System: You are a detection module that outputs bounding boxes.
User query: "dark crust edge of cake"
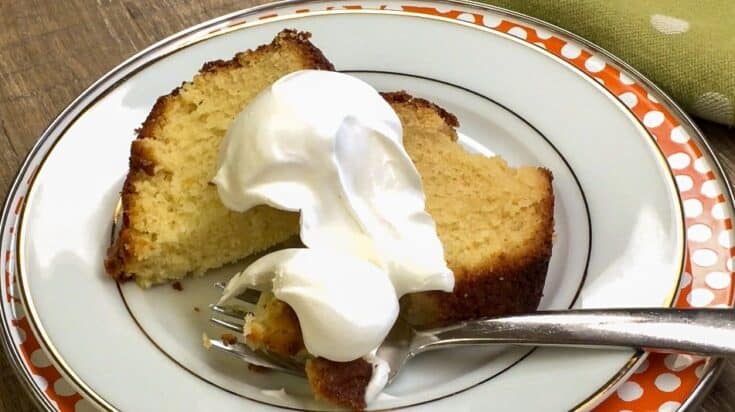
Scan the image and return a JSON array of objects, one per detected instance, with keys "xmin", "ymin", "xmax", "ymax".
[
  {"xmin": 381, "ymin": 91, "xmax": 460, "ymax": 131},
  {"xmin": 103, "ymin": 29, "xmax": 335, "ymax": 281},
  {"xmin": 400, "ymin": 163, "xmax": 554, "ymax": 326},
  {"xmin": 400, "ymin": 190, "xmax": 554, "ymax": 327},
  {"xmin": 305, "ymin": 357, "xmax": 372, "ymax": 411}
]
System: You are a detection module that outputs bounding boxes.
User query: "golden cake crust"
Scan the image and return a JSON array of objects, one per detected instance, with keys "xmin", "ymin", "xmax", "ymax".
[{"xmin": 380, "ymin": 91, "xmax": 459, "ymax": 129}]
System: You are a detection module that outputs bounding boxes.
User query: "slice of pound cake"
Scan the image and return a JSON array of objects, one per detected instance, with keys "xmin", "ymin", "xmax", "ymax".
[
  {"xmin": 105, "ymin": 30, "xmax": 332, "ymax": 287},
  {"xmin": 388, "ymin": 91, "xmax": 554, "ymax": 327},
  {"xmin": 106, "ymin": 30, "xmax": 553, "ymax": 410}
]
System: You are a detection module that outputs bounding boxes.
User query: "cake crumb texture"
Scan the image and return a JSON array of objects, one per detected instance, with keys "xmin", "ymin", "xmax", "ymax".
[
  {"xmin": 104, "ymin": 30, "xmax": 333, "ymax": 287},
  {"xmin": 305, "ymin": 357, "xmax": 372, "ymax": 411},
  {"xmin": 246, "ymin": 292, "xmax": 306, "ymax": 358}
]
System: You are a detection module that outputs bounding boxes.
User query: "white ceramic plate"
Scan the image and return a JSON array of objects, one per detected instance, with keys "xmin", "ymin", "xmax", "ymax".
[{"xmin": 2, "ymin": 1, "xmax": 733, "ymax": 411}]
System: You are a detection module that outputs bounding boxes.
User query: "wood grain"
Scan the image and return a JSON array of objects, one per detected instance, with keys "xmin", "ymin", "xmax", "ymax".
[{"xmin": 0, "ymin": 1, "xmax": 733, "ymax": 411}]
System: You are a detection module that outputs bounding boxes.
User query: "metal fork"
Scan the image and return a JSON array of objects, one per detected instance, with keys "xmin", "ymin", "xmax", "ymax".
[{"xmin": 208, "ymin": 284, "xmax": 735, "ymax": 385}]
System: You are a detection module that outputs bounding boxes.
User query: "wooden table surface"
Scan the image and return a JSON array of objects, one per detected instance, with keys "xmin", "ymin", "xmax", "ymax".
[{"xmin": 1, "ymin": 1, "xmax": 734, "ymax": 411}]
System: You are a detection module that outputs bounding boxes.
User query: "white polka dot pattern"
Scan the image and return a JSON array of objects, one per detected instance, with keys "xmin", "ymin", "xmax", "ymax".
[
  {"xmin": 701, "ymin": 180, "xmax": 721, "ymax": 198},
  {"xmin": 705, "ymin": 271, "xmax": 731, "ymax": 289},
  {"xmin": 584, "ymin": 55, "xmax": 606, "ymax": 73},
  {"xmin": 664, "ymin": 354, "xmax": 694, "ymax": 371},
  {"xmin": 712, "ymin": 202, "xmax": 727, "ymax": 220},
  {"xmin": 650, "ymin": 14, "xmax": 690, "ymax": 35},
  {"xmin": 619, "ymin": 92, "xmax": 638, "ymax": 108},
  {"xmin": 456, "ymin": 12, "xmax": 475, "ymax": 23},
  {"xmin": 658, "ymin": 401, "xmax": 682, "ymax": 412},
  {"xmin": 643, "ymin": 111, "xmax": 665, "ymax": 128},
  {"xmin": 679, "ymin": 271, "xmax": 692, "ymax": 289},
  {"xmin": 507, "ymin": 26, "xmax": 527, "ymax": 39},
  {"xmin": 561, "ymin": 43, "xmax": 581, "ymax": 59},
  {"xmin": 10, "ymin": 298, "xmax": 24, "ymax": 321},
  {"xmin": 694, "ymin": 157, "xmax": 711, "ymax": 173},
  {"xmin": 667, "ymin": 153, "xmax": 691, "ymax": 169},
  {"xmin": 74, "ymin": 400, "xmax": 99, "ymax": 412},
  {"xmin": 692, "ymin": 249, "xmax": 718, "ymax": 267},
  {"xmin": 719, "ymin": 230, "xmax": 733, "ymax": 247},
  {"xmin": 674, "ymin": 175, "xmax": 693, "ymax": 192},
  {"xmin": 686, "ymin": 288, "xmax": 715, "ymax": 307},
  {"xmin": 33, "ymin": 375, "xmax": 48, "ymax": 391},
  {"xmin": 617, "ymin": 381, "xmax": 644, "ymax": 401},
  {"xmin": 654, "ymin": 373, "xmax": 681, "ymax": 392},
  {"xmin": 687, "ymin": 224, "xmax": 712, "ymax": 242},
  {"xmin": 10, "ymin": 324, "xmax": 25, "ymax": 344},
  {"xmin": 619, "ymin": 72, "xmax": 635, "ymax": 85},
  {"xmin": 683, "ymin": 198, "xmax": 703, "ymax": 217},
  {"xmin": 535, "ymin": 28, "xmax": 552, "ymax": 39},
  {"xmin": 670, "ymin": 126, "xmax": 690, "ymax": 143},
  {"xmin": 30, "ymin": 349, "xmax": 52, "ymax": 368},
  {"xmin": 53, "ymin": 379, "xmax": 77, "ymax": 397}
]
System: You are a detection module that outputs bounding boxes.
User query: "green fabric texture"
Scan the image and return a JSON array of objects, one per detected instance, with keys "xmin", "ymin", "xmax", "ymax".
[{"xmin": 482, "ymin": 0, "xmax": 735, "ymax": 126}]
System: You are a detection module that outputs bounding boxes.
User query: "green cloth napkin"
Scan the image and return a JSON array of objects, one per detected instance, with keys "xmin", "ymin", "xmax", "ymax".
[{"xmin": 482, "ymin": 0, "xmax": 735, "ymax": 127}]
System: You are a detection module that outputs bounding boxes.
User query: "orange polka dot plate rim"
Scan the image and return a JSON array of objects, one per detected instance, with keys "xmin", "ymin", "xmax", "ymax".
[{"xmin": 0, "ymin": 0, "xmax": 731, "ymax": 411}]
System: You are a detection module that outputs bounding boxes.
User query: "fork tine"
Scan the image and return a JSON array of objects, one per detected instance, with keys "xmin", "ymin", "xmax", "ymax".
[
  {"xmin": 214, "ymin": 282, "xmax": 262, "ymax": 305},
  {"xmin": 210, "ymin": 317, "xmax": 244, "ymax": 333},
  {"xmin": 262, "ymin": 350, "xmax": 307, "ymax": 373},
  {"xmin": 210, "ymin": 281, "xmax": 306, "ymax": 378},
  {"xmin": 210, "ymin": 304, "xmax": 251, "ymax": 319},
  {"xmin": 208, "ymin": 339, "xmax": 304, "ymax": 376}
]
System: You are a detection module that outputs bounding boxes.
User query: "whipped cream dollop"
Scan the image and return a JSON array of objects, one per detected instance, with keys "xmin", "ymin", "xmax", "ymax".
[
  {"xmin": 219, "ymin": 249, "xmax": 399, "ymax": 361},
  {"xmin": 214, "ymin": 70, "xmax": 453, "ymax": 402}
]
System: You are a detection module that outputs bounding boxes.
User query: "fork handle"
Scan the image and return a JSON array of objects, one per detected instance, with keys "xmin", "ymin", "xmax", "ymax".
[{"xmin": 412, "ymin": 308, "xmax": 735, "ymax": 357}]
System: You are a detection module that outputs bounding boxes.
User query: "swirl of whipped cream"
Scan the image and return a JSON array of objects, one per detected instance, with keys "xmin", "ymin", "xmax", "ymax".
[
  {"xmin": 214, "ymin": 70, "xmax": 453, "ymax": 400},
  {"xmin": 219, "ymin": 248, "xmax": 399, "ymax": 362},
  {"xmin": 214, "ymin": 70, "xmax": 453, "ymax": 297}
]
